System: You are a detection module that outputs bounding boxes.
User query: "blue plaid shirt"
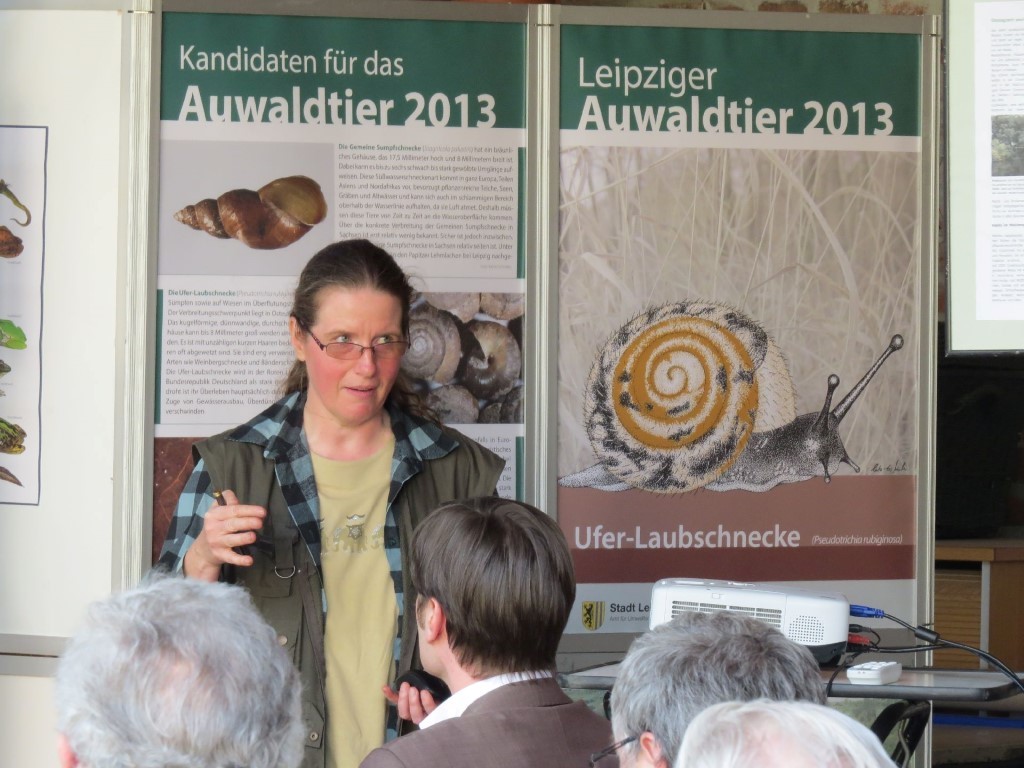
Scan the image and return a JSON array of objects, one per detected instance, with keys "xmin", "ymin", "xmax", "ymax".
[{"xmin": 157, "ymin": 390, "xmax": 461, "ymax": 737}]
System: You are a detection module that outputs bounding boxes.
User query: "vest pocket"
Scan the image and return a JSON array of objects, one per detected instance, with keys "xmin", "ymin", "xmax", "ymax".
[
  {"xmin": 236, "ymin": 561, "xmax": 294, "ymax": 598},
  {"xmin": 302, "ymin": 700, "xmax": 326, "ymax": 752},
  {"xmin": 249, "ymin": 588, "xmax": 302, "ymax": 659}
]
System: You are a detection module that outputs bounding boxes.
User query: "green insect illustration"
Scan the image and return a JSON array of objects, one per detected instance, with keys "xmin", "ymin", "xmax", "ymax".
[{"xmin": 0, "ymin": 320, "xmax": 26, "ymax": 350}]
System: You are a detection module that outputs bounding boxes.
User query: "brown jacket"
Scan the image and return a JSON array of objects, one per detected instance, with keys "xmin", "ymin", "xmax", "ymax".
[{"xmin": 360, "ymin": 678, "xmax": 616, "ymax": 768}]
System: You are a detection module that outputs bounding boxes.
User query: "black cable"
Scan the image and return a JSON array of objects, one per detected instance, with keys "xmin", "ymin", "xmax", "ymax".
[
  {"xmin": 871, "ymin": 645, "xmax": 943, "ymax": 654},
  {"xmin": 882, "ymin": 612, "xmax": 1024, "ymax": 696},
  {"xmin": 825, "ymin": 649, "xmax": 866, "ymax": 697},
  {"xmin": 933, "ymin": 637, "xmax": 1024, "ymax": 696},
  {"xmin": 882, "ymin": 612, "xmax": 923, "ymax": 635},
  {"xmin": 850, "ymin": 624, "xmax": 882, "ymax": 645}
]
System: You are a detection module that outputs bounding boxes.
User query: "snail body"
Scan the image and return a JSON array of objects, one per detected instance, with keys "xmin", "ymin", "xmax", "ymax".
[
  {"xmin": 571, "ymin": 301, "xmax": 902, "ymax": 494},
  {"xmin": 174, "ymin": 175, "xmax": 327, "ymax": 250}
]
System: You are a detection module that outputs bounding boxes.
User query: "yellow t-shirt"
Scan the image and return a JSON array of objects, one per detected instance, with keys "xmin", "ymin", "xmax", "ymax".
[{"xmin": 313, "ymin": 438, "xmax": 397, "ymax": 768}]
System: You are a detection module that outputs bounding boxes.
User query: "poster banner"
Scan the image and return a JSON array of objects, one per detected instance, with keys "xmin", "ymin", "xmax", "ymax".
[
  {"xmin": 973, "ymin": 3, "xmax": 1024, "ymax": 321},
  {"xmin": 154, "ymin": 11, "xmax": 527, "ymax": 556},
  {"xmin": 557, "ymin": 23, "xmax": 923, "ymax": 633},
  {"xmin": 0, "ymin": 125, "xmax": 46, "ymax": 505},
  {"xmin": 947, "ymin": 0, "xmax": 1024, "ymax": 351}
]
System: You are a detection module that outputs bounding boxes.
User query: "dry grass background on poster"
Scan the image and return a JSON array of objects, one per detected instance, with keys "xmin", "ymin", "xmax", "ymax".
[{"xmin": 558, "ymin": 146, "xmax": 920, "ymax": 478}]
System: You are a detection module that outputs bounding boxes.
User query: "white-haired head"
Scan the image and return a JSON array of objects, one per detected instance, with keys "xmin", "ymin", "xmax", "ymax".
[
  {"xmin": 674, "ymin": 699, "xmax": 896, "ymax": 768},
  {"xmin": 55, "ymin": 572, "xmax": 305, "ymax": 768}
]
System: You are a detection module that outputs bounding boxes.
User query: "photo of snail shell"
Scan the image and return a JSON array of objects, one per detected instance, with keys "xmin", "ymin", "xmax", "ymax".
[
  {"xmin": 0, "ymin": 466, "xmax": 20, "ymax": 486},
  {"xmin": 402, "ymin": 292, "xmax": 524, "ymax": 425},
  {"xmin": 558, "ymin": 300, "xmax": 904, "ymax": 494},
  {"xmin": 174, "ymin": 175, "xmax": 327, "ymax": 250}
]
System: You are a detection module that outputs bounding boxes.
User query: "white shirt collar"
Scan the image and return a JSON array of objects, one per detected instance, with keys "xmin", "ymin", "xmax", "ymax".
[{"xmin": 418, "ymin": 670, "xmax": 553, "ymax": 729}]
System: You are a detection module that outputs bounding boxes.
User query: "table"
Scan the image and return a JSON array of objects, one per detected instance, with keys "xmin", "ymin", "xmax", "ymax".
[
  {"xmin": 559, "ymin": 663, "xmax": 1023, "ymax": 703},
  {"xmin": 934, "ymin": 539, "xmax": 1024, "ymax": 670}
]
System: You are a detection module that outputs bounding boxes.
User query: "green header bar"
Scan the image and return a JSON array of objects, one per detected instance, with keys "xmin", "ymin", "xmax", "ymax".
[
  {"xmin": 162, "ymin": 13, "xmax": 526, "ymax": 129},
  {"xmin": 561, "ymin": 25, "xmax": 921, "ymax": 136}
]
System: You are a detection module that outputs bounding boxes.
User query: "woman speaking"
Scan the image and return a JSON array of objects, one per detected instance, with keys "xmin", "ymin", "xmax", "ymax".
[{"xmin": 158, "ymin": 239, "xmax": 504, "ymax": 768}]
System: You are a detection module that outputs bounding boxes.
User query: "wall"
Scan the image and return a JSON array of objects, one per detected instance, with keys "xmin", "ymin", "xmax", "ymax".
[{"xmin": 0, "ymin": 6, "xmax": 133, "ymax": 767}]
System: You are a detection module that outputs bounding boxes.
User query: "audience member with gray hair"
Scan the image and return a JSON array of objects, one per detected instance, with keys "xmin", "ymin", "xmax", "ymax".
[
  {"xmin": 54, "ymin": 573, "xmax": 305, "ymax": 768},
  {"xmin": 674, "ymin": 699, "xmax": 896, "ymax": 768},
  {"xmin": 607, "ymin": 611, "xmax": 825, "ymax": 767}
]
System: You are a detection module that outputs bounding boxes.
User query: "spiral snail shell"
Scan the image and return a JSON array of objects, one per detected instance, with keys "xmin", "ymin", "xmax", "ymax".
[
  {"xmin": 174, "ymin": 175, "xmax": 327, "ymax": 250},
  {"xmin": 585, "ymin": 302, "xmax": 796, "ymax": 493},
  {"xmin": 404, "ymin": 303, "xmax": 462, "ymax": 384},
  {"xmin": 574, "ymin": 301, "xmax": 902, "ymax": 494},
  {"xmin": 422, "ymin": 292, "xmax": 481, "ymax": 324}
]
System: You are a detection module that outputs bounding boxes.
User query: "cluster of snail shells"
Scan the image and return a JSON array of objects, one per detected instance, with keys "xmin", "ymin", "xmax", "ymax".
[
  {"xmin": 585, "ymin": 301, "xmax": 796, "ymax": 493},
  {"xmin": 174, "ymin": 175, "xmax": 327, "ymax": 250},
  {"xmin": 402, "ymin": 292, "xmax": 524, "ymax": 424}
]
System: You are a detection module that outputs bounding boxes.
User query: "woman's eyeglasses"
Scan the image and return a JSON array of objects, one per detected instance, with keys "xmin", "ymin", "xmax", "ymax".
[
  {"xmin": 589, "ymin": 735, "xmax": 638, "ymax": 766},
  {"xmin": 303, "ymin": 326, "xmax": 407, "ymax": 361}
]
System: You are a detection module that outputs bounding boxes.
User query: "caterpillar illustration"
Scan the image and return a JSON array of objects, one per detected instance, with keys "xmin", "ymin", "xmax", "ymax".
[{"xmin": 559, "ymin": 301, "xmax": 903, "ymax": 494}]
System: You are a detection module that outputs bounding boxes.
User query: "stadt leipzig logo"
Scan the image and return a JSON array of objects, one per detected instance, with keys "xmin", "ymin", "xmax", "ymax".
[{"xmin": 582, "ymin": 601, "xmax": 606, "ymax": 631}]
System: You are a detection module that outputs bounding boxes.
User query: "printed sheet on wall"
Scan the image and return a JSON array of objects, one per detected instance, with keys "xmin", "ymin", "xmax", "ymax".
[{"xmin": 0, "ymin": 125, "xmax": 45, "ymax": 505}]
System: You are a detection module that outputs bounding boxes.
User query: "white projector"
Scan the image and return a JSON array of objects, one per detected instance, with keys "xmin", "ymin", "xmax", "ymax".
[{"xmin": 650, "ymin": 578, "xmax": 850, "ymax": 665}]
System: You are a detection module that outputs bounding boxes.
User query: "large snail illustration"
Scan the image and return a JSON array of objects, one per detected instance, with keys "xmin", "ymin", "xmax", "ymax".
[
  {"xmin": 174, "ymin": 175, "xmax": 327, "ymax": 250},
  {"xmin": 559, "ymin": 301, "xmax": 903, "ymax": 494}
]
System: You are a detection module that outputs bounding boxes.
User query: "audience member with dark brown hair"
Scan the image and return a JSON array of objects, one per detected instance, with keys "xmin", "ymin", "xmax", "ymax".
[{"xmin": 360, "ymin": 496, "xmax": 614, "ymax": 768}]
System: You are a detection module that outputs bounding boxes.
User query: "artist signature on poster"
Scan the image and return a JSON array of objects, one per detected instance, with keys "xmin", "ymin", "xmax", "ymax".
[{"xmin": 871, "ymin": 459, "xmax": 908, "ymax": 473}]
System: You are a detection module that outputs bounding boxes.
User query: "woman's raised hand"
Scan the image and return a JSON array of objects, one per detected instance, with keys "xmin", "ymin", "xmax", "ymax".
[{"xmin": 183, "ymin": 489, "xmax": 266, "ymax": 582}]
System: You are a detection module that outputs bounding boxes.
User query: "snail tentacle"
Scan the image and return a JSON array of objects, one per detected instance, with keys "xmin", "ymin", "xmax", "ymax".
[{"xmin": 832, "ymin": 335, "xmax": 904, "ymax": 422}]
